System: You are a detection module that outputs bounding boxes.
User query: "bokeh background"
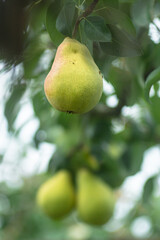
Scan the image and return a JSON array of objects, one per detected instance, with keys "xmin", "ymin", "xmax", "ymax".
[{"xmin": 0, "ymin": 0, "xmax": 160, "ymax": 239}]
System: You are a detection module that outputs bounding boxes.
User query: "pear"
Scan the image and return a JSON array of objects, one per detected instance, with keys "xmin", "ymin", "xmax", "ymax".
[
  {"xmin": 44, "ymin": 37, "xmax": 103, "ymax": 114},
  {"xmin": 77, "ymin": 169, "xmax": 115, "ymax": 225},
  {"xmin": 36, "ymin": 170, "xmax": 75, "ymax": 220}
]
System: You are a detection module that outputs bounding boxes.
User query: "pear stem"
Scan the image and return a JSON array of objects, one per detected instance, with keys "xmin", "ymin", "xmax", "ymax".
[{"xmin": 72, "ymin": 0, "xmax": 99, "ymax": 38}]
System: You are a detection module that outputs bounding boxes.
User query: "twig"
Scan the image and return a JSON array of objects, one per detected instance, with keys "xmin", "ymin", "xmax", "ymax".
[{"xmin": 72, "ymin": 0, "xmax": 99, "ymax": 38}]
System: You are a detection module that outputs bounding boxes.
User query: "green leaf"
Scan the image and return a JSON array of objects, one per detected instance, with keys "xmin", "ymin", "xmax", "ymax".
[
  {"xmin": 85, "ymin": 0, "xmax": 119, "ymax": 9},
  {"xmin": 100, "ymin": 0, "xmax": 119, "ymax": 8},
  {"xmin": 130, "ymin": 142, "xmax": 146, "ymax": 175},
  {"xmin": 29, "ymin": 1, "xmax": 48, "ymax": 32},
  {"xmin": 79, "ymin": 20, "xmax": 93, "ymax": 55},
  {"xmin": 45, "ymin": 1, "xmax": 64, "ymax": 46},
  {"xmin": 56, "ymin": 1, "xmax": 75, "ymax": 36},
  {"xmin": 0, "ymin": 154, "xmax": 3, "ymax": 163},
  {"xmin": 98, "ymin": 6, "xmax": 136, "ymax": 36},
  {"xmin": 100, "ymin": 25, "xmax": 142, "ymax": 57},
  {"xmin": 142, "ymin": 177, "xmax": 155, "ymax": 204},
  {"xmin": 120, "ymin": 142, "xmax": 146, "ymax": 175},
  {"xmin": 93, "ymin": 44, "xmax": 115, "ymax": 79},
  {"xmin": 107, "ymin": 64, "xmax": 142, "ymax": 106},
  {"xmin": 4, "ymin": 83, "xmax": 26, "ymax": 131},
  {"xmin": 99, "ymin": 151, "xmax": 126, "ymax": 188},
  {"xmin": 131, "ymin": 0, "xmax": 154, "ymax": 27},
  {"xmin": 32, "ymin": 90, "xmax": 55, "ymax": 136},
  {"xmin": 107, "ymin": 66, "xmax": 132, "ymax": 98},
  {"xmin": 144, "ymin": 67, "xmax": 160, "ymax": 102},
  {"xmin": 23, "ymin": 35, "xmax": 46, "ymax": 78},
  {"xmin": 84, "ymin": 16, "xmax": 111, "ymax": 42},
  {"xmin": 48, "ymin": 150, "xmax": 66, "ymax": 172},
  {"xmin": 149, "ymin": 91, "xmax": 160, "ymax": 124},
  {"xmin": 153, "ymin": 2, "xmax": 160, "ymax": 18},
  {"xmin": 119, "ymin": 0, "xmax": 135, "ymax": 2}
]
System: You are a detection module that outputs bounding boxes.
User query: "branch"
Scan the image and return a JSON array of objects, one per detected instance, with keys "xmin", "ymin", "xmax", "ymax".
[{"xmin": 72, "ymin": 0, "xmax": 99, "ymax": 38}]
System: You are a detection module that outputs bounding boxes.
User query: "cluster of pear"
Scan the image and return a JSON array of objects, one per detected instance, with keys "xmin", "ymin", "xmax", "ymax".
[
  {"xmin": 36, "ymin": 169, "xmax": 115, "ymax": 226},
  {"xmin": 44, "ymin": 37, "xmax": 103, "ymax": 114}
]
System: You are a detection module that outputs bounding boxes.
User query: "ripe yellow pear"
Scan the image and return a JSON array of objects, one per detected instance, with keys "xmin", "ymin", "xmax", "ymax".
[
  {"xmin": 44, "ymin": 37, "xmax": 103, "ymax": 114},
  {"xmin": 36, "ymin": 170, "xmax": 75, "ymax": 220},
  {"xmin": 77, "ymin": 169, "xmax": 115, "ymax": 226}
]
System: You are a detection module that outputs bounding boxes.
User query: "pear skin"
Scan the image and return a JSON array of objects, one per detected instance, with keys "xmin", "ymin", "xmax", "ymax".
[
  {"xmin": 44, "ymin": 37, "xmax": 103, "ymax": 114},
  {"xmin": 77, "ymin": 169, "xmax": 115, "ymax": 225},
  {"xmin": 36, "ymin": 170, "xmax": 75, "ymax": 220}
]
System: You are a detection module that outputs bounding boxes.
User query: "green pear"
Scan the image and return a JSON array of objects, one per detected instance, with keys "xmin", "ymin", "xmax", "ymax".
[
  {"xmin": 77, "ymin": 169, "xmax": 115, "ymax": 225},
  {"xmin": 44, "ymin": 37, "xmax": 103, "ymax": 114},
  {"xmin": 36, "ymin": 170, "xmax": 75, "ymax": 220}
]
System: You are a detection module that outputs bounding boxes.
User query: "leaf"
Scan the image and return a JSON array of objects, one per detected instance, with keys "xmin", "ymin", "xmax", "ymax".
[
  {"xmin": 130, "ymin": 142, "xmax": 146, "ymax": 175},
  {"xmin": 149, "ymin": 91, "xmax": 160, "ymax": 124},
  {"xmin": 23, "ymin": 35, "xmax": 46, "ymax": 78},
  {"xmin": 131, "ymin": 0, "xmax": 154, "ymax": 27},
  {"xmin": 0, "ymin": 154, "xmax": 3, "ymax": 163},
  {"xmin": 29, "ymin": 1, "xmax": 48, "ymax": 32},
  {"xmin": 100, "ymin": 0, "xmax": 119, "ymax": 8},
  {"xmin": 56, "ymin": 1, "xmax": 75, "ymax": 36},
  {"xmin": 4, "ymin": 83, "xmax": 26, "ymax": 131},
  {"xmin": 119, "ymin": 0, "xmax": 135, "ymax": 2},
  {"xmin": 93, "ymin": 42, "xmax": 115, "ymax": 79},
  {"xmin": 107, "ymin": 66, "xmax": 132, "ymax": 98},
  {"xmin": 144, "ymin": 67, "xmax": 160, "ymax": 102},
  {"xmin": 79, "ymin": 20, "xmax": 93, "ymax": 55},
  {"xmin": 32, "ymin": 90, "xmax": 55, "ymax": 135},
  {"xmin": 98, "ymin": 6, "xmax": 136, "ymax": 36},
  {"xmin": 100, "ymin": 25, "xmax": 142, "ymax": 57},
  {"xmin": 99, "ymin": 151, "xmax": 126, "ymax": 188},
  {"xmin": 45, "ymin": 1, "xmax": 64, "ymax": 46},
  {"xmin": 142, "ymin": 176, "xmax": 155, "ymax": 204},
  {"xmin": 48, "ymin": 150, "xmax": 66, "ymax": 172},
  {"xmin": 84, "ymin": 16, "xmax": 111, "ymax": 42},
  {"xmin": 120, "ymin": 142, "xmax": 146, "ymax": 175},
  {"xmin": 85, "ymin": 0, "xmax": 119, "ymax": 9},
  {"xmin": 107, "ymin": 65, "xmax": 142, "ymax": 105}
]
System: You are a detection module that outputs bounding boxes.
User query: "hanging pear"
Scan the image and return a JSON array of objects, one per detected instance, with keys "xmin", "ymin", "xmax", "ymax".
[
  {"xmin": 77, "ymin": 169, "xmax": 115, "ymax": 225},
  {"xmin": 44, "ymin": 37, "xmax": 103, "ymax": 114},
  {"xmin": 36, "ymin": 170, "xmax": 75, "ymax": 220}
]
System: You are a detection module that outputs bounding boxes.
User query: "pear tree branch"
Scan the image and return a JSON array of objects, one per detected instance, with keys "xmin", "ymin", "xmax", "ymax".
[{"xmin": 72, "ymin": 0, "xmax": 99, "ymax": 38}]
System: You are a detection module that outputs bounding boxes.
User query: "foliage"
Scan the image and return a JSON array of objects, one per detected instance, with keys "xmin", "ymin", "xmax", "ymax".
[{"xmin": 0, "ymin": 0, "xmax": 160, "ymax": 239}]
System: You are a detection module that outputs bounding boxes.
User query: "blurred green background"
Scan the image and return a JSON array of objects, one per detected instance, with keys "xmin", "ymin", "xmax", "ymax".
[{"xmin": 0, "ymin": 0, "xmax": 160, "ymax": 239}]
